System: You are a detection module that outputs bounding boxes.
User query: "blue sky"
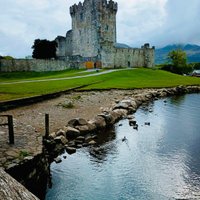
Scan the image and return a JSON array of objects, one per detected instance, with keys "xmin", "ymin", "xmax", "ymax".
[{"xmin": 0, "ymin": 0, "xmax": 200, "ymax": 58}]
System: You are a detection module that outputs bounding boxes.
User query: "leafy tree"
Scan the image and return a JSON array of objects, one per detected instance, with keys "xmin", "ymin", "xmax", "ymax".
[
  {"xmin": 0, "ymin": 55, "xmax": 14, "ymax": 60},
  {"xmin": 167, "ymin": 49, "xmax": 192, "ymax": 74},
  {"xmin": 32, "ymin": 39, "xmax": 57, "ymax": 59}
]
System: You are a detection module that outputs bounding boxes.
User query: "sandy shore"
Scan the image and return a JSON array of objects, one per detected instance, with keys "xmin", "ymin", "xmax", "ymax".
[{"xmin": 0, "ymin": 90, "xmax": 138, "ymax": 134}]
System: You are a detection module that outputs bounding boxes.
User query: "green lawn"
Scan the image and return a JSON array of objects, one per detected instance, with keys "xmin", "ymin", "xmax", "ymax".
[
  {"xmin": 81, "ymin": 68, "xmax": 200, "ymax": 89},
  {"xmin": 0, "ymin": 68, "xmax": 199, "ymax": 101},
  {"xmin": 0, "ymin": 69, "xmax": 103, "ymax": 83}
]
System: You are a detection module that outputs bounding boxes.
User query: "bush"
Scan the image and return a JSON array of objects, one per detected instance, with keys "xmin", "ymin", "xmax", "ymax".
[
  {"xmin": 192, "ymin": 63, "xmax": 200, "ymax": 70},
  {"xmin": 0, "ymin": 55, "xmax": 14, "ymax": 60},
  {"xmin": 167, "ymin": 49, "xmax": 193, "ymax": 74}
]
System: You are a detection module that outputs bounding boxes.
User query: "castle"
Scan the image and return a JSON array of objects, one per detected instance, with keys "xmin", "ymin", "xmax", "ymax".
[{"xmin": 55, "ymin": 0, "xmax": 155, "ymax": 68}]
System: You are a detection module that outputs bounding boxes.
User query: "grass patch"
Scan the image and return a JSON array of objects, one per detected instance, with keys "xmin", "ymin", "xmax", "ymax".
[
  {"xmin": 57, "ymin": 101, "xmax": 75, "ymax": 109},
  {"xmin": 19, "ymin": 150, "xmax": 30, "ymax": 160},
  {"xmin": 0, "ymin": 68, "xmax": 103, "ymax": 83},
  {"xmin": 80, "ymin": 68, "xmax": 200, "ymax": 90},
  {"xmin": 0, "ymin": 68, "xmax": 199, "ymax": 101},
  {"xmin": 72, "ymin": 95, "xmax": 82, "ymax": 100}
]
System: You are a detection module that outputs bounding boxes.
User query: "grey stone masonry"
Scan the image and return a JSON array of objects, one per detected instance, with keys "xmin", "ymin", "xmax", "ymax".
[{"xmin": 55, "ymin": 0, "xmax": 155, "ymax": 68}]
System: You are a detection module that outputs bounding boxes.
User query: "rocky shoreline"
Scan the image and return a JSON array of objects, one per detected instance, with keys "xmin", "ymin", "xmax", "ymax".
[
  {"xmin": 44, "ymin": 85, "xmax": 200, "ymax": 163},
  {"xmin": 1, "ymin": 85, "xmax": 200, "ymax": 200}
]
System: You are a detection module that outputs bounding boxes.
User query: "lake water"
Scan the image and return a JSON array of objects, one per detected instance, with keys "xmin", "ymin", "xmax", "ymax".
[{"xmin": 45, "ymin": 94, "xmax": 200, "ymax": 200}]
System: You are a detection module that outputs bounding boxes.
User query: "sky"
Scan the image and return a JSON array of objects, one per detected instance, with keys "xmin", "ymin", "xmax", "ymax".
[{"xmin": 0, "ymin": 0, "xmax": 200, "ymax": 58}]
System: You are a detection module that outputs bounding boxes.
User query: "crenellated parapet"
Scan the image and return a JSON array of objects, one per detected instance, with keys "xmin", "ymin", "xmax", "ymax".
[
  {"xmin": 70, "ymin": 3, "xmax": 83, "ymax": 17},
  {"xmin": 70, "ymin": 0, "xmax": 118, "ymax": 16},
  {"xmin": 99, "ymin": 0, "xmax": 118, "ymax": 13},
  {"xmin": 107, "ymin": 0, "xmax": 118, "ymax": 12}
]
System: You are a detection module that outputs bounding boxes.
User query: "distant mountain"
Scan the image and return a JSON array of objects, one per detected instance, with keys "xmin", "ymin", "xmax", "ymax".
[
  {"xmin": 115, "ymin": 43, "xmax": 130, "ymax": 48},
  {"xmin": 155, "ymin": 44, "xmax": 200, "ymax": 64}
]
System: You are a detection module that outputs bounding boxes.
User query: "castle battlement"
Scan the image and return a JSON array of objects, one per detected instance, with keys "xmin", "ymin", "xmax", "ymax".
[{"xmin": 70, "ymin": 0, "xmax": 118, "ymax": 16}]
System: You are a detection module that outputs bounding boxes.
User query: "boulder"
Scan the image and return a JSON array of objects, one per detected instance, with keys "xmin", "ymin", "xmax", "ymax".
[
  {"xmin": 49, "ymin": 132, "xmax": 56, "ymax": 139},
  {"xmin": 87, "ymin": 122, "xmax": 96, "ymax": 132},
  {"xmin": 75, "ymin": 139, "xmax": 84, "ymax": 145},
  {"xmin": 82, "ymin": 143, "xmax": 89, "ymax": 147},
  {"xmin": 88, "ymin": 140, "xmax": 97, "ymax": 145},
  {"xmin": 54, "ymin": 136, "xmax": 68, "ymax": 145},
  {"xmin": 90, "ymin": 116, "xmax": 106, "ymax": 129},
  {"xmin": 76, "ymin": 136, "xmax": 85, "ymax": 141},
  {"xmin": 64, "ymin": 126, "xmax": 80, "ymax": 139},
  {"xmin": 56, "ymin": 129, "xmax": 66, "ymax": 137},
  {"xmin": 129, "ymin": 119, "xmax": 137, "ymax": 126},
  {"xmin": 54, "ymin": 157, "xmax": 62, "ymax": 164},
  {"xmin": 68, "ymin": 118, "xmax": 88, "ymax": 127},
  {"xmin": 127, "ymin": 115, "xmax": 134, "ymax": 120},
  {"xmin": 75, "ymin": 125, "xmax": 90, "ymax": 134},
  {"xmin": 113, "ymin": 102, "xmax": 129, "ymax": 110},
  {"xmin": 109, "ymin": 110, "xmax": 121, "ymax": 122},
  {"xmin": 76, "ymin": 144, "xmax": 82, "ymax": 148},
  {"xmin": 65, "ymin": 146, "xmax": 76, "ymax": 154},
  {"xmin": 85, "ymin": 136, "xmax": 93, "ymax": 143},
  {"xmin": 98, "ymin": 112, "xmax": 115, "ymax": 125},
  {"xmin": 121, "ymin": 99, "xmax": 132, "ymax": 106},
  {"xmin": 67, "ymin": 141, "xmax": 76, "ymax": 147},
  {"xmin": 112, "ymin": 109, "xmax": 128, "ymax": 117}
]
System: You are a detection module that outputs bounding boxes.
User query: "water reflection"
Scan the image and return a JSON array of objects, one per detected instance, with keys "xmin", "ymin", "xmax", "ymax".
[
  {"xmin": 46, "ymin": 94, "xmax": 200, "ymax": 200},
  {"xmin": 169, "ymin": 95, "xmax": 186, "ymax": 106},
  {"xmin": 88, "ymin": 127, "xmax": 118, "ymax": 164}
]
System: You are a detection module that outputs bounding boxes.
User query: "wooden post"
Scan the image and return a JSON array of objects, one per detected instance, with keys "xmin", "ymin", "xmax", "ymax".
[
  {"xmin": 7, "ymin": 115, "xmax": 14, "ymax": 144},
  {"xmin": 45, "ymin": 114, "xmax": 49, "ymax": 138}
]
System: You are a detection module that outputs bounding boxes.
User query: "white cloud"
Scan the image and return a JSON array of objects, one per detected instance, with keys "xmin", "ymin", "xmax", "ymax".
[
  {"xmin": 116, "ymin": 0, "xmax": 167, "ymax": 47},
  {"xmin": 0, "ymin": 0, "xmax": 199, "ymax": 57}
]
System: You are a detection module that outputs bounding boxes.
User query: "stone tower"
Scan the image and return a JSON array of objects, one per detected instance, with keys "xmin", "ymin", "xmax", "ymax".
[
  {"xmin": 55, "ymin": 0, "xmax": 155, "ymax": 68},
  {"xmin": 70, "ymin": 0, "xmax": 118, "ymax": 58}
]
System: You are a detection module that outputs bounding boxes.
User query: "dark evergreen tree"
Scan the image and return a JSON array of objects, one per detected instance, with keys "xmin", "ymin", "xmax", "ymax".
[{"xmin": 32, "ymin": 39, "xmax": 57, "ymax": 59}]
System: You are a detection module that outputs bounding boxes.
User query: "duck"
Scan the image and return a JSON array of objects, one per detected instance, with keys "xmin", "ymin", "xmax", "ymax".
[{"xmin": 122, "ymin": 136, "xmax": 127, "ymax": 142}]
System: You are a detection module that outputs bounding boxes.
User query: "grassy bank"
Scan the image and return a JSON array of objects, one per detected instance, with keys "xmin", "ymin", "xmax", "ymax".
[
  {"xmin": 0, "ymin": 69, "xmax": 103, "ymax": 83},
  {"xmin": 0, "ymin": 68, "xmax": 199, "ymax": 101}
]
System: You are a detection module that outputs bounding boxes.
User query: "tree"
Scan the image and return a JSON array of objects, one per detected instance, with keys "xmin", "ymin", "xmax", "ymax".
[
  {"xmin": 168, "ymin": 49, "xmax": 192, "ymax": 74},
  {"xmin": 0, "ymin": 55, "xmax": 14, "ymax": 60},
  {"xmin": 32, "ymin": 39, "xmax": 57, "ymax": 59}
]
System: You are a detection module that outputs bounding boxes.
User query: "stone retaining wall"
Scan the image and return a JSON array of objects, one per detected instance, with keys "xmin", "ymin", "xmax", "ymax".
[
  {"xmin": 0, "ymin": 59, "xmax": 71, "ymax": 72},
  {"xmin": 5, "ymin": 151, "xmax": 49, "ymax": 200}
]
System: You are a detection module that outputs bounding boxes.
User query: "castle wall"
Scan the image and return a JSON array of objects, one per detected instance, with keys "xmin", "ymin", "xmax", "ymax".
[
  {"xmin": 0, "ymin": 59, "xmax": 71, "ymax": 72},
  {"xmin": 100, "ymin": 44, "xmax": 155, "ymax": 68},
  {"xmin": 55, "ymin": 36, "xmax": 66, "ymax": 58},
  {"xmin": 100, "ymin": 41, "xmax": 115, "ymax": 68},
  {"xmin": 66, "ymin": 30, "xmax": 73, "ymax": 56}
]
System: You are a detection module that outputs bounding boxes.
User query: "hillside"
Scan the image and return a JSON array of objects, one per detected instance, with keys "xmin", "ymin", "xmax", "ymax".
[{"xmin": 155, "ymin": 44, "xmax": 200, "ymax": 64}]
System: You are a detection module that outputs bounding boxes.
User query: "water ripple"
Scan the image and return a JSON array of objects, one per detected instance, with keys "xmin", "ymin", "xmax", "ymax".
[{"xmin": 46, "ymin": 94, "xmax": 200, "ymax": 200}]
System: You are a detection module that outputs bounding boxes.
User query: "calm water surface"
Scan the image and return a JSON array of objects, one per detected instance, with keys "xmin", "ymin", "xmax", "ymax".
[{"xmin": 46, "ymin": 94, "xmax": 200, "ymax": 200}]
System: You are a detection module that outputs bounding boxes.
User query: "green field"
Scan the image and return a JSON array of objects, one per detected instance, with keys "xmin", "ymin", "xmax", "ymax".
[
  {"xmin": 0, "ymin": 68, "xmax": 199, "ymax": 101},
  {"xmin": 0, "ymin": 69, "xmax": 103, "ymax": 83}
]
